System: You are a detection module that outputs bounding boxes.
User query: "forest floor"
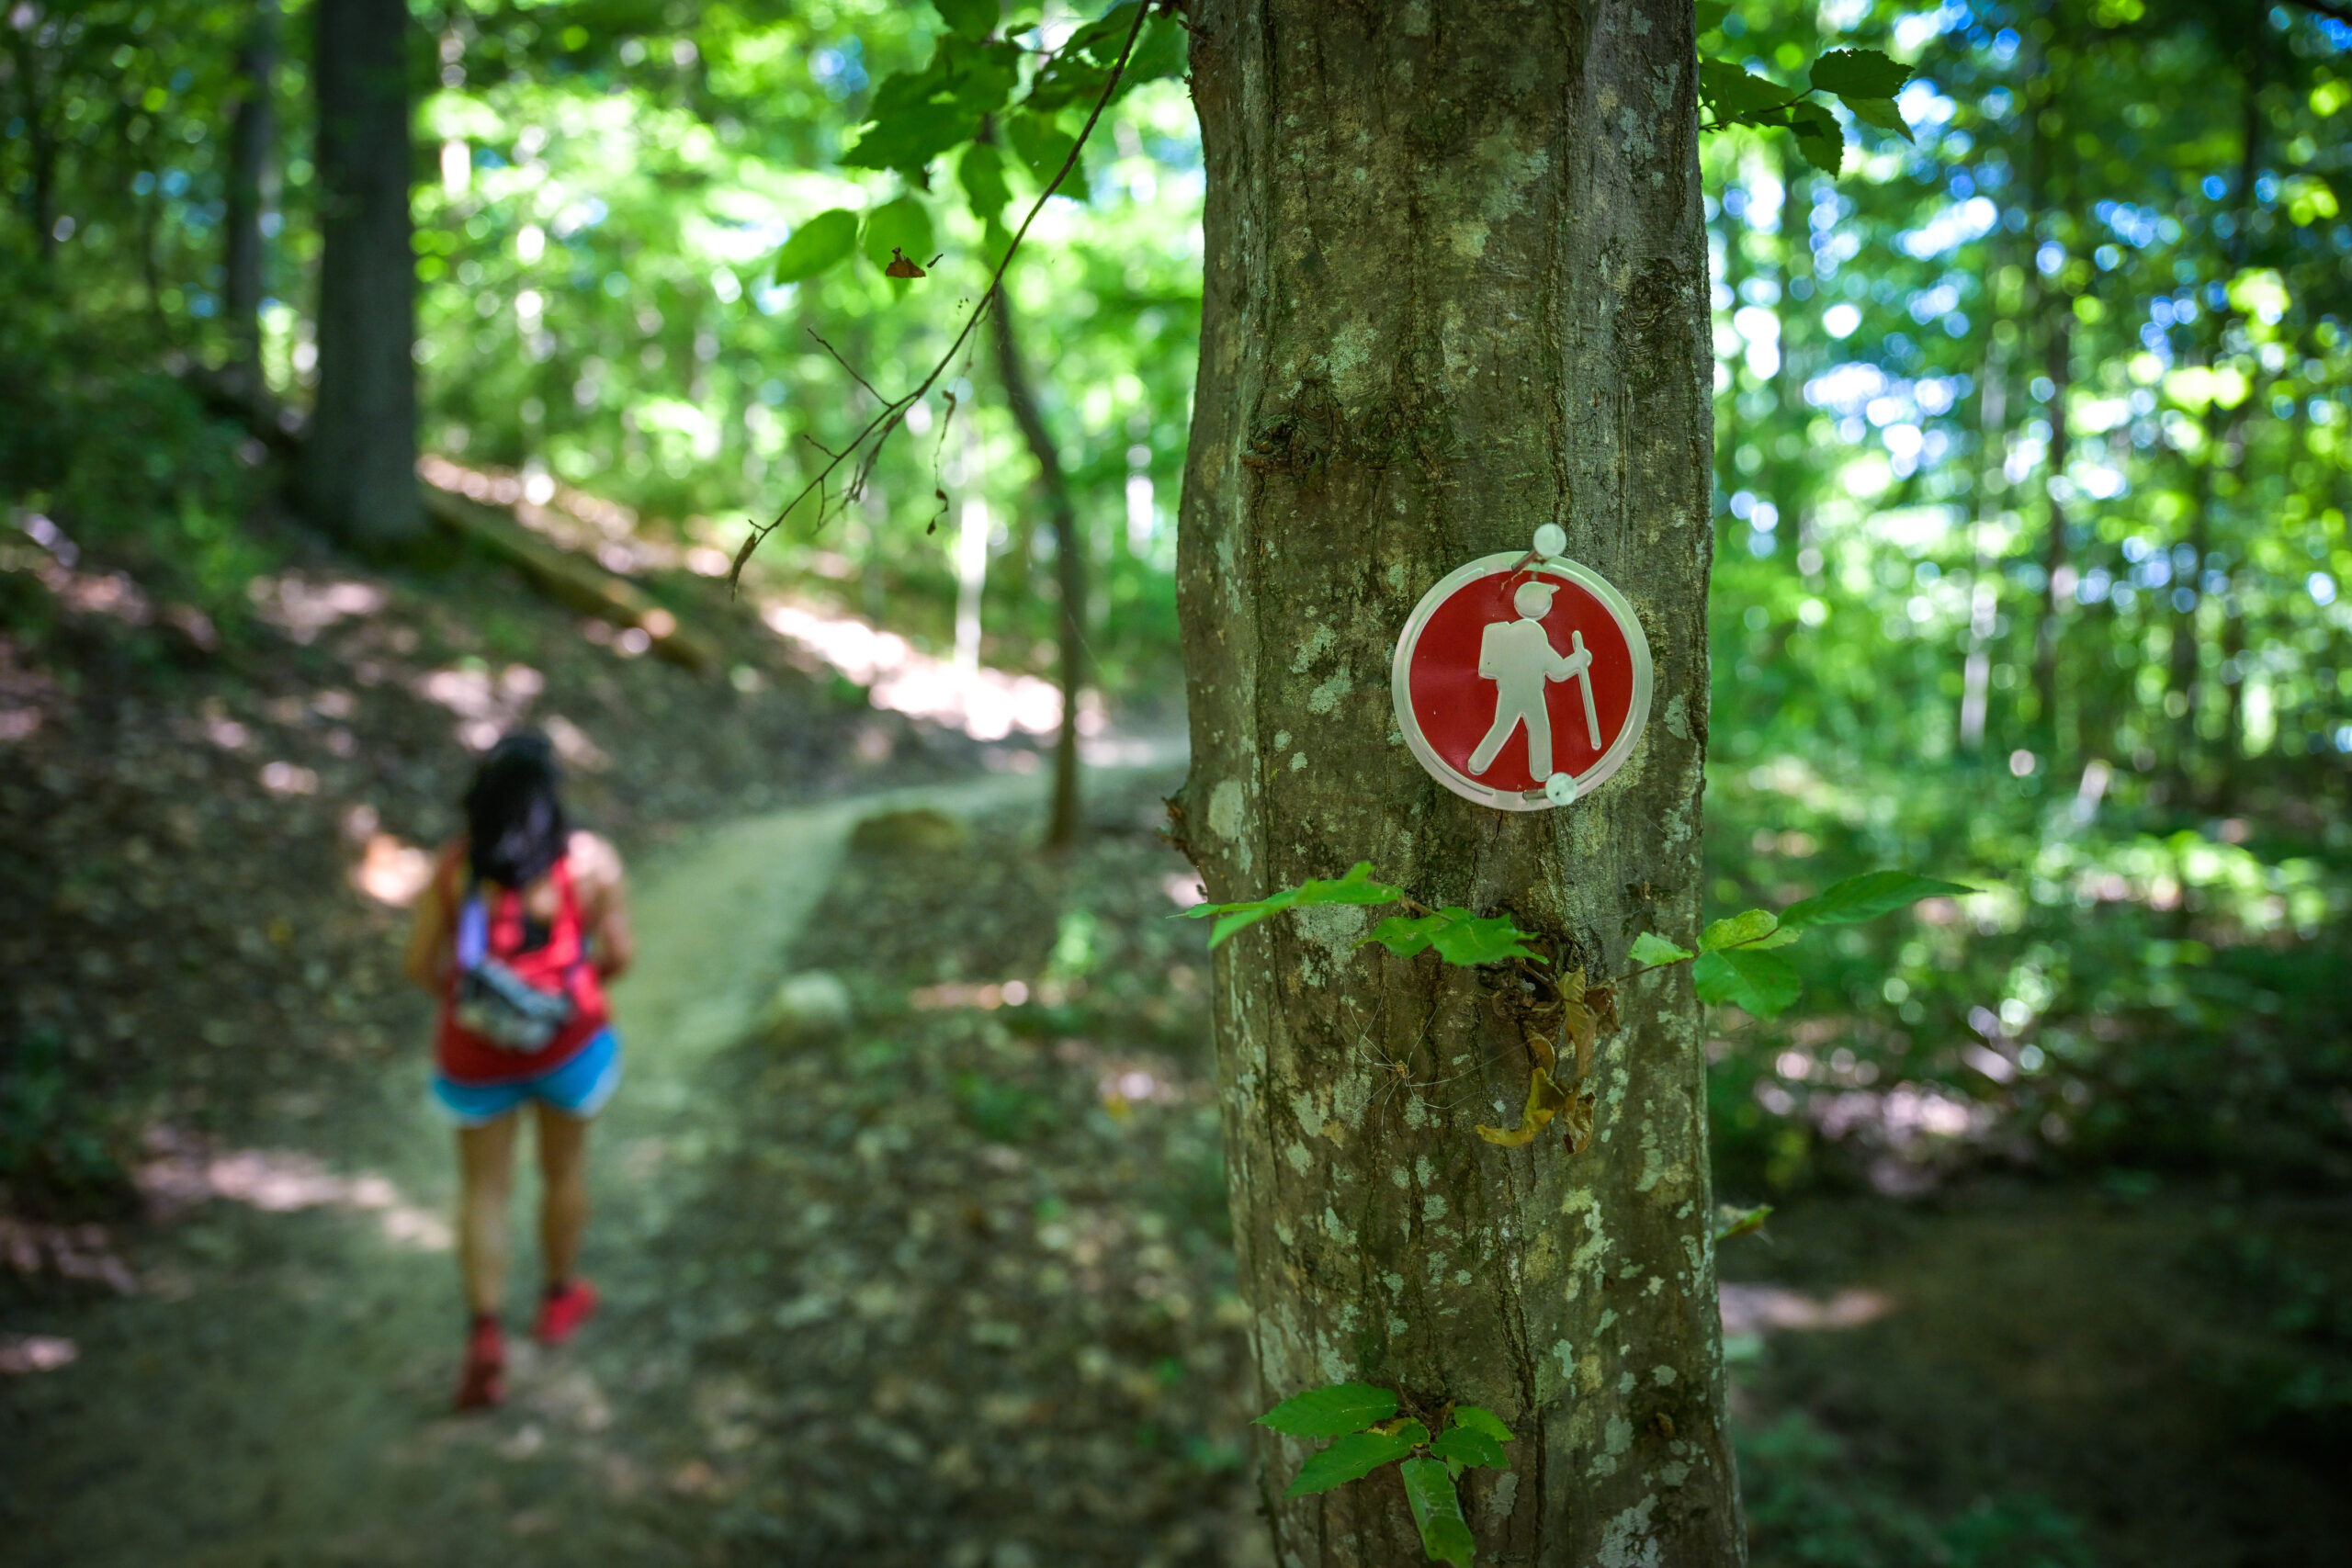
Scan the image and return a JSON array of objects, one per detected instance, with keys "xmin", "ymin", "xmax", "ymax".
[{"xmin": 4, "ymin": 520, "xmax": 2348, "ymax": 1566}]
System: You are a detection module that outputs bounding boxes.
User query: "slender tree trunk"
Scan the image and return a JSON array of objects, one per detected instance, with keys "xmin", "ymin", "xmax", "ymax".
[
  {"xmin": 1172, "ymin": 6, "xmax": 1737, "ymax": 1564},
  {"xmin": 990, "ymin": 283, "xmax": 1085, "ymax": 847},
  {"xmin": 2171, "ymin": 64, "xmax": 2261, "ymax": 795},
  {"xmin": 2032, "ymin": 305, "xmax": 2072, "ymax": 742},
  {"xmin": 6, "ymin": 18, "xmax": 59, "ymax": 266},
  {"xmin": 302, "ymin": 0, "xmax": 423, "ymax": 544},
  {"xmin": 223, "ymin": 0, "xmax": 280, "ymax": 406}
]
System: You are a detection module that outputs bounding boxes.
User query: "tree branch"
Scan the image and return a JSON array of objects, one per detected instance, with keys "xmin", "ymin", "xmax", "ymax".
[{"xmin": 729, "ymin": 0, "xmax": 1156, "ymax": 591}]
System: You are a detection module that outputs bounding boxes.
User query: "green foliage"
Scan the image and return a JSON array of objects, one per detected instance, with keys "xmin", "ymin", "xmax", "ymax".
[
  {"xmin": 860, "ymin": 195, "xmax": 936, "ymax": 275},
  {"xmin": 1360, "ymin": 909, "xmax": 1544, "ymax": 967},
  {"xmin": 1695, "ymin": 946, "xmax": 1806, "ymax": 1016},
  {"xmin": 1180, "ymin": 862, "xmax": 1402, "ymax": 949},
  {"xmin": 772, "ymin": 209, "xmax": 863, "ymax": 284},
  {"xmin": 1738, "ymin": 1409, "xmax": 2097, "ymax": 1568},
  {"xmin": 1255, "ymin": 1381, "xmax": 1397, "ymax": 1438},
  {"xmin": 950, "ymin": 1069, "xmax": 1059, "ymax": 1144},
  {"xmin": 1630, "ymin": 931, "xmax": 1698, "ymax": 966},
  {"xmin": 1285, "ymin": 1427, "xmax": 1422, "ymax": 1496},
  {"xmin": 1258, "ymin": 1386, "xmax": 1513, "ymax": 1562},
  {"xmin": 1695, "ymin": 28, "xmax": 1917, "ymax": 175},
  {"xmin": 0, "ymin": 1032, "xmax": 131, "ymax": 1216},
  {"xmin": 1399, "ymin": 1456, "xmax": 1477, "ymax": 1567},
  {"xmin": 1634, "ymin": 871, "xmax": 1968, "ymax": 1020},
  {"xmin": 1780, "ymin": 872, "xmax": 1973, "ymax": 931},
  {"xmin": 1180, "ymin": 864, "xmax": 1547, "ymax": 968}
]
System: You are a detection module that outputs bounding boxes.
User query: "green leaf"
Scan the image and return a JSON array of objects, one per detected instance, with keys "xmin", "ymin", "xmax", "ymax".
[
  {"xmin": 1839, "ymin": 94, "xmax": 1915, "ymax": 143},
  {"xmin": 1125, "ymin": 12, "xmax": 1190, "ymax": 85},
  {"xmin": 941, "ymin": 37, "xmax": 1023, "ymax": 116},
  {"xmin": 958, "ymin": 140, "xmax": 1012, "ymax": 225},
  {"xmin": 1713, "ymin": 1202, "xmax": 1774, "ymax": 1242},
  {"xmin": 1779, "ymin": 871, "xmax": 1973, "ymax": 930},
  {"xmin": 1399, "ymin": 1457, "xmax": 1477, "ymax": 1568},
  {"xmin": 931, "ymin": 0, "xmax": 998, "ymax": 41},
  {"xmin": 1694, "ymin": 0, "xmax": 1730, "ymax": 35},
  {"xmin": 1285, "ymin": 1429, "xmax": 1418, "ymax": 1497},
  {"xmin": 1693, "ymin": 946, "xmax": 1804, "ymax": 1018},
  {"xmin": 1629, "ymin": 931, "xmax": 1695, "ymax": 967},
  {"xmin": 1361, "ymin": 909, "xmax": 1543, "ymax": 967},
  {"xmin": 1698, "ymin": 59, "xmax": 1795, "ymax": 124},
  {"xmin": 1428, "ymin": 1425, "xmax": 1508, "ymax": 1472},
  {"xmin": 1808, "ymin": 47, "xmax": 1913, "ymax": 99},
  {"xmin": 841, "ymin": 98, "xmax": 974, "ymax": 175},
  {"xmin": 1005, "ymin": 109, "xmax": 1091, "ymax": 201},
  {"xmin": 869, "ymin": 61, "xmax": 952, "ymax": 123},
  {"xmin": 1064, "ymin": 1, "xmax": 1145, "ymax": 61},
  {"xmin": 1699, "ymin": 909, "xmax": 1778, "ymax": 951},
  {"xmin": 1256, "ymin": 1382, "xmax": 1399, "ymax": 1438},
  {"xmin": 861, "ymin": 197, "xmax": 935, "ymax": 276},
  {"xmin": 1181, "ymin": 863, "xmax": 1403, "ymax": 949},
  {"xmin": 770, "ymin": 208, "xmax": 860, "ymax": 285},
  {"xmin": 1450, "ymin": 1405, "xmax": 1515, "ymax": 1446},
  {"xmin": 1790, "ymin": 99, "xmax": 1847, "ymax": 175}
]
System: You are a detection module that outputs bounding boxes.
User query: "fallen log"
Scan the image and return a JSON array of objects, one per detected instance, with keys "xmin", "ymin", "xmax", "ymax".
[{"xmin": 418, "ymin": 485, "xmax": 720, "ymax": 675}]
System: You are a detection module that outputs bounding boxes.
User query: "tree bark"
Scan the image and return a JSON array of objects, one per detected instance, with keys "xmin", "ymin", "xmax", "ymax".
[
  {"xmin": 302, "ymin": 0, "xmax": 423, "ymax": 545},
  {"xmin": 1172, "ymin": 5, "xmax": 1738, "ymax": 1564},
  {"xmin": 990, "ymin": 282, "xmax": 1086, "ymax": 848},
  {"xmin": 223, "ymin": 0, "xmax": 280, "ymax": 406}
]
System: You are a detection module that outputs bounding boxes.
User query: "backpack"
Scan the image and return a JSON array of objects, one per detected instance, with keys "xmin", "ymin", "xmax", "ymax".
[{"xmin": 450, "ymin": 876, "xmax": 581, "ymax": 1052}]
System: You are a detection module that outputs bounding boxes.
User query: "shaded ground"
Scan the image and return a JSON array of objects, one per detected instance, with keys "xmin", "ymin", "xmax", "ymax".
[{"xmin": 1724, "ymin": 1187, "xmax": 2352, "ymax": 1568}]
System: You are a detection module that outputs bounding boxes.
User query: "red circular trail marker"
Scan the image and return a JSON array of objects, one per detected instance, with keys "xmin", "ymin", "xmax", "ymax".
[{"xmin": 1390, "ymin": 544, "xmax": 1653, "ymax": 812}]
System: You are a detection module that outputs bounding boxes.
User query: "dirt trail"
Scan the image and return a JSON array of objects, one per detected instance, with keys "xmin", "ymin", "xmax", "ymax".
[{"xmin": 4, "ymin": 765, "xmax": 1111, "ymax": 1567}]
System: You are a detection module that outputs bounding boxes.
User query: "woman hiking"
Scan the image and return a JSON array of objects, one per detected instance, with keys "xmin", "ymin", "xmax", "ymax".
[{"xmin": 403, "ymin": 730, "xmax": 633, "ymax": 1410}]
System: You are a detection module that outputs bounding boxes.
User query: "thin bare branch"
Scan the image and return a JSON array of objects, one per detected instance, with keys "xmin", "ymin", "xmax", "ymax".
[
  {"xmin": 730, "ymin": 0, "xmax": 1157, "ymax": 592},
  {"xmin": 806, "ymin": 325, "xmax": 887, "ymax": 404}
]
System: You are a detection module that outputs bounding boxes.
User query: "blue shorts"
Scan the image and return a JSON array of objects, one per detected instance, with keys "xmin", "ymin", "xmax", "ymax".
[{"xmin": 430, "ymin": 1028, "xmax": 623, "ymax": 1126}]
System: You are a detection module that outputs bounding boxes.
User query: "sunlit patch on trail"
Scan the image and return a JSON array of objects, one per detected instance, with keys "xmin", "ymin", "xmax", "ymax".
[
  {"xmin": 138, "ymin": 1126, "xmax": 452, "ymax": 1250},
  {"xmin": 0, "ymin": 1217, "xmax": 141, "ymax": 1294},
  {"xmin": 418, "ymin": 660, "xmax": 546, "ymax": 751},
  {"xmin": 1719, "ymin": 1283, "xmax": 1894, "ymax": 1335},
  {"xmin": 0, "ymin": 1334, "xmax": 78, "ymax": 1374},
  {"xmin": 247, "ymin": 573, "xmax": 387, "ymax": 642},
  {"xmin": 351, "ymin": 829, "xmax": 435, "ymax": 907},
  {"xmin": 758, "ymin": 600, "xmax": 1073, "ymax": 743}
]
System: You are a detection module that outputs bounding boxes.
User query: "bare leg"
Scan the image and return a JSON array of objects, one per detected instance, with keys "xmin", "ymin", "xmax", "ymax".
[
  {"xmin": 534, "ymin": 1101, "xmax": 592, "ymax": 1289},
  {"xmin": 456, "ymin": 1113, "xmax": 520, "ymax": 1317}
]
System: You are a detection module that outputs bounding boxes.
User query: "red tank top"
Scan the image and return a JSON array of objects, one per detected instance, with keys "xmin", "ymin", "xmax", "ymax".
[{"xmin": 434, "ymin": 847, "xmax": 611, "ymax": 1085}]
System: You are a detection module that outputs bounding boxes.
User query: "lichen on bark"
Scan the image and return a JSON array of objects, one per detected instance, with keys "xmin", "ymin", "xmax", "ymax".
[{"xmin": 1172, "ymin": 3, "xmax": 1740, "ymax": 1562}]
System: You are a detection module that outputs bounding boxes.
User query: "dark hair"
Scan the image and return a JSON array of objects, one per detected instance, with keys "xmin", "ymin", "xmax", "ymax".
[{"xmin": 462, "ymin": 730, "xmax": 570, "ymax": 888}]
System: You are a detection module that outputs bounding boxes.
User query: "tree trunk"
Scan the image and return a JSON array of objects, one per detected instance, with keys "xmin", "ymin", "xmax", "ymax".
[
  {"xmin": 990, "ymin": 283, "xmax": 1086, "ymax": 847},
  {"xmin": 1172, "ymin": 6, "xmax": 1738, "ymax": 1564},
  {"xmin": 302, "ymin": 0, "xmax": 423, "ymax": 545},
  {"xmin": 223, "ymin": 0, "xmax": 280, "ymax": 406},
  {"xmin": 2031, "ymin": 303, "xmax": 2071, "ymax": 744},
  {"xmin": 2170, "ymin": 62, "xmax": 2262, "ymax": 795}
]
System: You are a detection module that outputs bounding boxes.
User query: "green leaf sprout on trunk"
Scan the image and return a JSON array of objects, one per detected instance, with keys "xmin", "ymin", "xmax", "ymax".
[{"xmin": 1255, "ymin": 1384, "xmax": 1516, "ymax": 1564}]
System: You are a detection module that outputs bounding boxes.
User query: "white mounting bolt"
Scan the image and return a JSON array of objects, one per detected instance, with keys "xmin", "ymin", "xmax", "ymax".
[
  {"xmin": 1532, "ymin": 523, "xmax": 1567, "ymax": 559},
  {"xmin": 1544, "ymin": 771, "xmax": 1579, "ymax": 806}
]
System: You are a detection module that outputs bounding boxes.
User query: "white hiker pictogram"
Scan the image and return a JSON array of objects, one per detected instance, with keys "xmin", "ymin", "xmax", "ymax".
[{"xmin": 1465, "ymin": 580, "xmax": 1602, "ymax": 781}]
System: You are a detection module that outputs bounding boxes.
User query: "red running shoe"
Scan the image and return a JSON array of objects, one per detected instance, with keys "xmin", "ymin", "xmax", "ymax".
[
  {"xmin": 454, "ymin": 1316, "xmax": 504, "ymax": 1411},
  {"xmin": 535, "ymin": 1280, "xmax": 598, "ymax": 1347}
]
